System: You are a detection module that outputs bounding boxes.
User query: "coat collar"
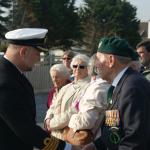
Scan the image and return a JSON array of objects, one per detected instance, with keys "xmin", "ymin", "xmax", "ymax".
[
  {"xmin": 112, "ymin": 67, "xmax": 128, "ymax": 87},
  {"xmin": 109, "ymin": 67, "xmax": 135, "ymax": 109},
  {"xmin": 0, "ymin": 56, "xmax": 34, "ymax": 98},
  {"xmin": 72, "ymin": 76, "xmax": 90, "ymax": 89}
]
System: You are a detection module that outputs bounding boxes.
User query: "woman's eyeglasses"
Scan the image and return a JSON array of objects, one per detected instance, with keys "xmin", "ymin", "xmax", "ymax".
[
  {"xmin": 62, "ymin": 57, "xmax": 71, "ymax": 60},
  {"xmin": 72, "ymin": 65, "xmax": 86, "ymax": 69}
]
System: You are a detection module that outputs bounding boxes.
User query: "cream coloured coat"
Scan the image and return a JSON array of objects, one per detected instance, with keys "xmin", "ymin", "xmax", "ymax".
[
  {"xmin": 68, "ymin": 78, "xmax": 110, "ymax": 139},
  {"xmin": 45, "ymin": 77, "xmax": 91, "ymax": 140}
]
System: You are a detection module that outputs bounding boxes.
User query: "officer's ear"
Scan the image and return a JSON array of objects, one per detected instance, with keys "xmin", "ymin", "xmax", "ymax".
[
  {"xmin": 19, "ymin": 46, "xmax": 28, "ymax": 58},
  {"xmin": 19, "ymin": 46, "xmax": 30, "ymax": 63}
]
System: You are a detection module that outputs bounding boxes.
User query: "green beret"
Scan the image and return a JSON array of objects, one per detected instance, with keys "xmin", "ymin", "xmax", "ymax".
[
  {"xmin": 97, "ymin": 37, "xmax": 135, "ymax": 59},
  {"xmin": 131, "ymin": 51, "xmax": 139, "ymax": 61}
]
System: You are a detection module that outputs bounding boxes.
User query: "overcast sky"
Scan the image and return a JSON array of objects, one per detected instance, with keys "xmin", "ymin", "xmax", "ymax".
[
  {"xmin": 129, "ymin": 0, "xmax": 150, "ymax": 21},
  {"xmin": 75, "ymin": 0, "xmax": 150, "ymax": 21}
]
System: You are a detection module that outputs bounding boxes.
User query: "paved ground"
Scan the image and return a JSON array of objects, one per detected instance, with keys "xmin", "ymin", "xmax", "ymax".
[{"xmin": 35, "ymin": 92, "xmax": 48, "ymax": 123}]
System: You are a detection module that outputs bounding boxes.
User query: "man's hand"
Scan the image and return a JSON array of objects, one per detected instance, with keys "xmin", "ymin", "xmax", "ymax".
[
  {"xmin": 44, "ymin": 118, "xmax": 51, "ymax": 131},
  {"xmin": 63, "ymin": 127, "xmax": 94, "ymax": 146}
]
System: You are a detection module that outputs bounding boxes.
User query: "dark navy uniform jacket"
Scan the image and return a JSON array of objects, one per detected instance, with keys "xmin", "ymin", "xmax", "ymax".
[
  {"xmin": 0, "ymin": 56, "xmax": 65, "ymax": 150},
  {"xmin": 94, "ymin": 68, "xmax": 150, "ymax": 150}
]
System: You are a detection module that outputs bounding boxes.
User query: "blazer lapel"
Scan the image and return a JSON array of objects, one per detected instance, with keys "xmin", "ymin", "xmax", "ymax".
[
  {"xmin": 110, "ymin": 68, "xmax": 133, "ymax": 109},
  {"xmin": 19, "ymin": 73, "xmax": 34, "ymax": 98}
]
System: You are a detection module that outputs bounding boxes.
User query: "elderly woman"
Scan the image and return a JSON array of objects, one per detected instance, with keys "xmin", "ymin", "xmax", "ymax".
[
  {"xmin": 64, "ymin": 55, "xmax": 110, "ymax": 150},
  {"xmin": 45, "ymin": 54, "xmax": 91, "ymax": 140},
  {"xmin": 47, "ymin": 64, "xmax": 71, "ymax": 108}
]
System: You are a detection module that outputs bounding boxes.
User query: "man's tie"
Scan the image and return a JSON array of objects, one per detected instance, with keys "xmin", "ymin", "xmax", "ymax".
[{"xmin": 107, "ymin": 85, "xmax": 115, "ymax": 104}]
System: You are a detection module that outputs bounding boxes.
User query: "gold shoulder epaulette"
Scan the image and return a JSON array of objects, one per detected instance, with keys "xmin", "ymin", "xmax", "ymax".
[{"xmin": 42, "ymin": 136, "xmax": 59, "ymax": 150}]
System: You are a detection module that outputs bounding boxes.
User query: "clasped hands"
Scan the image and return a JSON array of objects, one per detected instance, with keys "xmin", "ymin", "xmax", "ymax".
[
  {"xmin": 44, "ymin": 119, "xmax": 94, "ymax": 146},
  {"xmin": 63, "ymin": 127, "xmax": 94, "ymax": 146}
]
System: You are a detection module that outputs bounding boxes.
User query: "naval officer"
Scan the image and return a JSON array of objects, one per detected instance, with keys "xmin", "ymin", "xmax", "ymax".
[{"xmin": 0, "ymin": 28, "xmax": 65, "ymax": 150}]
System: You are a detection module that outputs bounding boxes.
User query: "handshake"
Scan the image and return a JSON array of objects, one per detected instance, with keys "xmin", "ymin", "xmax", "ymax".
[{"xmin": 63, "ymin": 127, "xmax": 94, "ymax": 146}]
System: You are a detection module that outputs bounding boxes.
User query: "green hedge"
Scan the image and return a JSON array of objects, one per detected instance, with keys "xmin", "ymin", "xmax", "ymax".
[{"xmin": 0, "ymin": 42, "xmax": 8, "ymax": 52}]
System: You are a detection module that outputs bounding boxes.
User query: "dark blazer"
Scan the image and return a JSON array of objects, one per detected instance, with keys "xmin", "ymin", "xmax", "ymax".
[
  {"xmin": 94, "ymin": 68, "xmax": 150, "ymax": 150},
  {"xmin": 0, "ymin": 56, "xmax": 65, "ymax": 150}
]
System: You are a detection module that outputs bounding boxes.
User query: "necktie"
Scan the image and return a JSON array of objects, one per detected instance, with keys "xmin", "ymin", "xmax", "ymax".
[{"xmin": 107, "ymin": 85, "xmax": 115, "ymax": 104}]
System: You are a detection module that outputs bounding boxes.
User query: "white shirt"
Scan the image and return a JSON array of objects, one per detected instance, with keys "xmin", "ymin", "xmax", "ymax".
[{"xmin": 112, "ymin": 67, "xmax": 128, "ymax": 87}]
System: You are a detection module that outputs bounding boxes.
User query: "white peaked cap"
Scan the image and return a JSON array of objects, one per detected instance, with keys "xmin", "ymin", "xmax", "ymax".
[
  {"xmin": 5, "ymin": 28, "xmax": 49, "ymax": 52},
  {"xmin": 5, "ymin": 28, "xmax": 48, "ymax": 40}
]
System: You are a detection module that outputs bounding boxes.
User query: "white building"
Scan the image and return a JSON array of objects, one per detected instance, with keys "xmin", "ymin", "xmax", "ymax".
[{"xmin": 139, "ymin": 20, "xmax": 150, "ymax": 40}]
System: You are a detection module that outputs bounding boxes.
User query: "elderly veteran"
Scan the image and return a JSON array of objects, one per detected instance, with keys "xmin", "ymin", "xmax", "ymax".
[
  {"xmin": 0, "ymin": 28, "xmax": 65, "ymax": 150},
  {"xmin": 82, "ymin": 37, "xmax": 150, "ymax": 150},
  {"xmin": 44, "ymin": 54, "xmax": 91, "ymax": 140},
  {"xmin": 47, "ymin": 64, "xmax": 71, "ymax": 108}
]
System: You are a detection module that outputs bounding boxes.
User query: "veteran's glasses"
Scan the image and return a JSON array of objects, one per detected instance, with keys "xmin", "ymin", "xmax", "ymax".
[{"xmin": 72, "ymin": 65, "xmax": 86, "ymax": 69}]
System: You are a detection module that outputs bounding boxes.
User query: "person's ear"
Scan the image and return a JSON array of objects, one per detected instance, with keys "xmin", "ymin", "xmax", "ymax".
[
  {"xmin": 19, "ymin": 46, "xmax": 27, "ymax": 57},
  {"xmin": 108, "ymin": 55, "xmax": 115, "ymax": 68}
]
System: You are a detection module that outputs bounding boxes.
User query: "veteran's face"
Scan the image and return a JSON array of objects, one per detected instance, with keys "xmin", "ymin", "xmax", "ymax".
[
  {"xmin": 72, "ymin": 59, "xmax": 88, "ymax": 81},
  {"xmin": 137, "ymin": 46, "xmax": 150, "ymax": 66},
  {"xmin": 51, "ymin": 70, "xmax": 68, "ymax": 89},
  {"xmin": 23, "ymin": 46, "xmax": 40, "ymax": 71},
  {"xmin": 96, "ymin": 52, "xmax": 111, "ymax": 82}
]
